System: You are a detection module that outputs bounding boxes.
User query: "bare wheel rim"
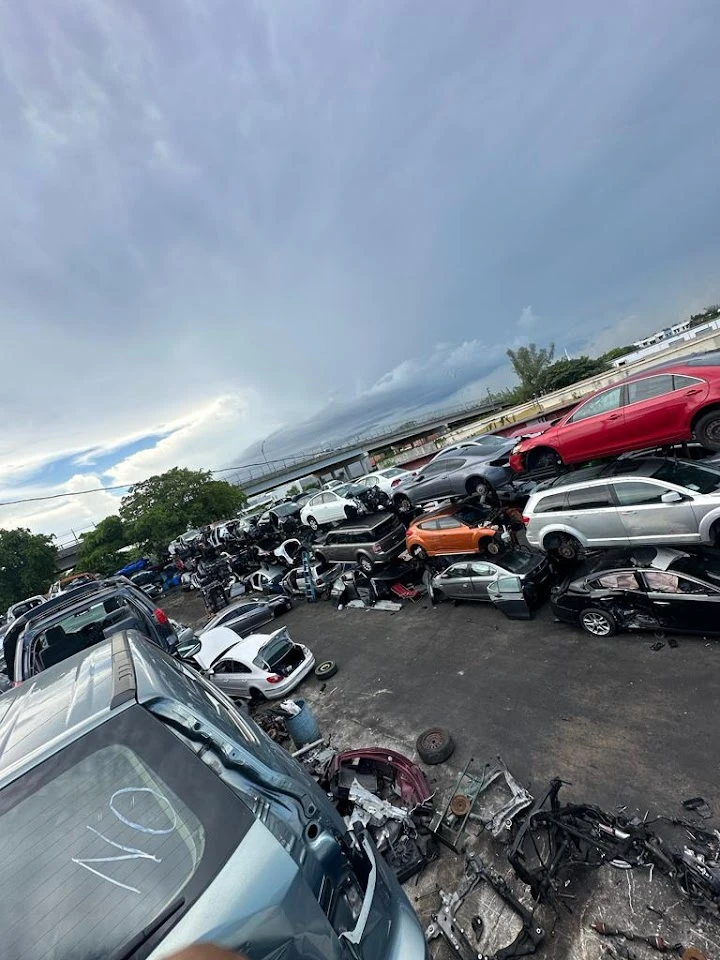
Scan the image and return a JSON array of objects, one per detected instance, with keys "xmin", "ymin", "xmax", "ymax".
[
  {"xmin": 557, "ymin": 538, "xmax": 577, "ymax": 559},
  {"xmin": 582, "ymin": 612, "xmax": 611, "ymax": 636},
  {"xmin": 703, "ymin": 418, "xmax": 720, "ymax": 444},
  {"xmin": 421, "ymin": 730, "xmax": 445, "ymax": 751}
]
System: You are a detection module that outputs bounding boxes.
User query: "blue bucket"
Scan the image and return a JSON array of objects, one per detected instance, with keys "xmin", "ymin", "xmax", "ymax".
[{"xmin": 285, "ymin": 699, "xmax": 321, "ymax": 748}]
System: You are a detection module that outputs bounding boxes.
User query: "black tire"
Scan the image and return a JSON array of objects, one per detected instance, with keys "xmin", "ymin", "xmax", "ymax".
[
  {"xmin": 527, "ymin": 447, "xmax": 563, "ymax": 472},
  {"xmin": 579, "ymin": 607, "xmax": 617, "ymax": 637},
  {"xmin": 307, "ymin": 516, "xmax": 319, "ymax": 531},
  {"xmin": 411, "ymin": 544, "xmax": 428, "ymax": 560},
  {"xmin": 546, "ymin": 533, "xmax": 582, "ymax": 561},
  {"xmin": 315, "ymin": 659, "xmax": 338, "ymax": 680},
  {"xmin": 394, "ymin": 494, "xmax": 413, "ymax": 514},
  {"xmin": 313, "ymin": 551, "xmax": 327, "ymax": 566},
  {"xmin": 416, "ymin": 727, "xmax": 455, "ymax": 765},
  {"xmin": 249, "ymin": 687, "xmax": 265, "ymax": 702},
  {"xmin": 357, "ymin": 554, "xmax": 374, "ymax": 573},
  {"xmin": 711, "ymin": 521, "xmax": 720, "ymax": 547},
  {"xmin": 345, "ymin": 505, "xmax": 359, "ymax": 520},
  {"xmin": 694, "ymin": 409, "xmax": 720, "ymax": 451}
]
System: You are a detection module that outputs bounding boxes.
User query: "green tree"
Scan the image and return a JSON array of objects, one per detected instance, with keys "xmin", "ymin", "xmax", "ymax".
[
  {"xmin": 506, "ymin": 342, "xmax": 555, "ymax": 400},
  {"xmin": 120, "ymin": 468, "xmax": 247, "ymax": 557},
  {"xmin": 599, "ymin": 345, "xmax": 634, "ymax": 363},
  {"xmin": 286, "ymin": 484, "xmax": 301, "ymax": 497},
  {"xmin": 75, "ymin": 515, "xmax": 132, "ymax": 576},
  {"xmin": 535, "ymin": 355, "xmax": 607, "ymax": 394},
  {"xmin": 0, "ymin": 528, "xmax": 57, "ymax": 610}
]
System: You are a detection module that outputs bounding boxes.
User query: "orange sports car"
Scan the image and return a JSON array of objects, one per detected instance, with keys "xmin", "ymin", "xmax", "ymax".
[{"xmin": 405, "ymin": 503, "xmax": 499, "ymax": 558}]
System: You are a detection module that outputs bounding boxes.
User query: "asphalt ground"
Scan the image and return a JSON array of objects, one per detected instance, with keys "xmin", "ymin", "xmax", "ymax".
[{"xmin": 164, "ymin": 588, "xmax": 720, "ymax": 959}]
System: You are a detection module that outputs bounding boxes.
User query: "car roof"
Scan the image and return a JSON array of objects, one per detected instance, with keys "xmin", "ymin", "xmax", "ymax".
[
  {"xmin": 410, "ymin": 505, "xmax": 459, "ymax": 526},
  {"xmin": 329, "ymin": 511, "xmax": 398, "ymax": 533}
]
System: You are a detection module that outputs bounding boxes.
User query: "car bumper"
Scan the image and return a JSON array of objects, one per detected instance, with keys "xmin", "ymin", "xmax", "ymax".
[{"xmin": 264, "ymin": 653, "xmax": 316, "ymax": 698}]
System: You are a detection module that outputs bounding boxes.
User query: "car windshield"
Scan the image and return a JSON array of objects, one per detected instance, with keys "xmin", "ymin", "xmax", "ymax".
[
  {"xmin": 379, "ymin": 468, "xmax": 405, "ymax": 478},
  {"xmin": 271, "ymin": 502, "xmax": 298, "ymax": 517},
  {"xmin": 0, "ymin": 705, "xmax": 251, "ymax": 960},
  {"xmin": 335, "ymin": 482, "xmax": 361, "ymax": 497},
  {"xmin": 254, "ymin": 630, "xmax": 294, "ymax": 670},
  {"xmin": 649, "ymin": 460, "xmax": 720, "ymax": 494},
  {"xmin": 455, "ymin": 504, "xmax": 493, "ymax": 526}
]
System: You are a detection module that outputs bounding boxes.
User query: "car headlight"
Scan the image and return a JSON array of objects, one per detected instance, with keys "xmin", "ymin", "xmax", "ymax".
[{"xmin": 511, "ymin": 443, "xmax": 524, "ymax": 454}]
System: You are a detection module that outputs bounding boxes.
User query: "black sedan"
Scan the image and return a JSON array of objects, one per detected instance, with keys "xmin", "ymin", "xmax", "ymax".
[{"xmin": 551, "ymin": 546, "xmax": 720, "ymax": 637}]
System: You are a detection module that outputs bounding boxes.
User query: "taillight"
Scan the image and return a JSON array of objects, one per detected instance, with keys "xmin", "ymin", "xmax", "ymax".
[
  {"xmin": 11, "ymin": 680, "xmax": 22, "ymax": 688},
  {"xmin": 391, "ymin": 478, "xmax": 402, "ymax": 487},
  {"xmin": 522, "ymin": 516, "xmax": 530, "ymax": 526},
  {"xmin": 266, "ymin": 673, "xmax": 283, "ymax": 684},
  {"xmin": 154, "ymin": 607, "xmax": 170, "ymax": 626},
  {"xmin": 372, "ymin": 543, "xmax": 382, "ymax": 554}
]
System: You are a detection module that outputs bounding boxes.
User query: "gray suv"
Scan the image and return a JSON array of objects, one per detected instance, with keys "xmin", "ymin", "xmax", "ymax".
[
  {"xmin": 313, "ymin": 514, "xmax": 407, "ymax": 572},
  {"xmin": 0, "ymin": 631, "xmax": 426, "ymax": 959},
  {"xmin": 523, "ymin": 456, "xmax": 720, "ymax": 558}
]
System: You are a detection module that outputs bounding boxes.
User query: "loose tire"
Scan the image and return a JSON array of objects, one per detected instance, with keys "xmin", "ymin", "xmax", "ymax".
[
  {"xmin": 579, "ymin": 607, "xmax": 617, "ymax": 637},
  {"xmin": 694, "ymin": 410, "xmax": 720, "ymax": 451},
  {"xmin": 358, "ymin": 555, "xmax": 374, "ymax": 573},
  {"xmin": 527, "ymin": 447, "xmax": 563, "ymax": 472},
  {"xmin": 315, "ymin": 659, "xmax": 338, "ymax": 680},
  {"xmin": 416, "ymin": 727, "xmax": 455, "ymax": 765},
  {"xmin": 307, "ymin": 516, "xmax": 319, "ymax": 531}
]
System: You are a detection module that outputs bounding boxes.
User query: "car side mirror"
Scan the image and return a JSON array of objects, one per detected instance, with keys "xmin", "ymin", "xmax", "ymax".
[{"xmin": 661, "ymin": 491, "xmax": 683, "ymax": 504}]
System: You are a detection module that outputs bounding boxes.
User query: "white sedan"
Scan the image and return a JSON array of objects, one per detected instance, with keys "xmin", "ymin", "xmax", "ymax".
[
  {"xmin": 193, "ymin": 625, "xmax": 315, "ymax": 700},
  {"xmin": 300, "ymin": 489, "xmax": 364, "ymax": 530},
  {"xmin": 354, "ymin": 467, "xmax": 415, "ymax": 495}
]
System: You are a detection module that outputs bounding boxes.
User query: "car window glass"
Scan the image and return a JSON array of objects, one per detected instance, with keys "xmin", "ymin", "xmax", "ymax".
[
  {"xmin": 436, "ymin": 517, "xmax": 462, "ymax": 529},
  {"xmin": 471, "ymin": 563, "xmax": 494, "ymax": 576},
  {"xmin": 495, "ymin": 575, "xmax": 522, "ymax": 592},
  {"xmin": 595, "ymin": 572, "xmax": 641, "ymax": 591},
  {"xmin": 420, "ymin": 461, "xmax": 447, "ymax": 477},
  {"xmin": 224, "ymin": 659, "xmax": 251, "ymax": 673},
  {"xmin": 626, "ymin": 375, "xmax": 674, "ymax": 404},
  {"xmin": 418, "ymin": 519, "xmax": 439, "ymax": 531},
  {"xmin": 674, "ymin": 576, "xmax": 710, "ymax": 595},
  {"xmin": 644, "ymin": 571, "xmax": 685, "ymax": 593},
  {"xmin": 447, "ymin": 564, "xmax": 471, "ymax": 577},
  {"xmin": 673, "ymin": 375, "xmax": 704, "ymax": 389},
  {"xmin": 613, "ymin": 481, "xmax": 669, "ymax": 506},
  {"xmin": 569, "ymin": 386, "xmax": 622, "ymax": 423},
  {"xmin": 566, "ymin": 484, "xmax": 614, "ymax": 509},
  {"xmin": 534, "ymin": 492, "xmax": 568, "ymax": 514}
]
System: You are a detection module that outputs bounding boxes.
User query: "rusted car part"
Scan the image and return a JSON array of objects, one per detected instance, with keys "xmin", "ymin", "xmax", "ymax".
[
  {"xmin": 508, "ymin": 779, "xmax": 720, "ymax": 916},
  {"xmin": 425, "ymin": 854, "xmax": 544, "ymax": 960},
  {"xmin": 329, "ymin": 747, "xmax": 433, "ymax": 805},
  {"xmin": 590, "ymin": 922, "xmax": 682, "ymax": 953},
  {"xmin": 432, "ymin": 758, "xmax": 533, "ymax": 852}
]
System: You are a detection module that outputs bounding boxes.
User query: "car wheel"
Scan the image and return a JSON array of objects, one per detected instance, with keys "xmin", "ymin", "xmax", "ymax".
[
  {"xmin": 527, "ymin": 447, "xmax": 563, "ymax": 472},
  {"xmin": 249, "ymin": 687, "xmax": 265, "ymax": 702},
  {"xmin": 416, "ymin": 727, "xmax": 455, "ymax": 765},
  {"xmin": 345, "ymin": 505, "xmax": 359, "ymax": 520},
  {"xmin": 467, "ymin": 477, "xmax": 492, "ymax": 500},
  {"xmin": 307, "ymin": 516, "xmax": 319, "ymax": 531},
  {"xmin": 711, "ymin": 520, "xmax": 720, "ymax": 547},
  {"xmin": 394, "ymin": 494, "xmax": 413, "ymax": 514},
  {"xmin": 315, "ymin": 659, "xmax": 338, "ymax": 680},
  {"xmin": 483, "ymin": 536, "xmax": 502, "ymax": 556},
  {"xmin": 694, "ymin": 410, "xmax": 720, "ymax": 451},
  {"xmin": 411, "ymin": 545, "xmax": 428, "ymax": 560},
  {"xmin": 579, "ymin": 607, "xmax": 617, "ymax": 637},
  {"xmin": 358, "ymin": 555, "xmax": 374, "ymax": 573},
  {"xmin": 547, "ymin": 533, "xmax": 582, "ymax": 561}
]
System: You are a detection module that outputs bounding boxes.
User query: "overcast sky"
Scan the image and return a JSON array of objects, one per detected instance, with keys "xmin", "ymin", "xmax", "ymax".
[{"xmin": 2, "ymin": 0, "xmax": 720, "ymax": 540}]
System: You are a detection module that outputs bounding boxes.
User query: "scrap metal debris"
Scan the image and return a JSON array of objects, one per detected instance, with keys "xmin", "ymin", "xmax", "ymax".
[
  {"xmin": 590, "ymin": 921, "xmax": 682, "ymax": 953},
  {"xmin": 425, "ymin": 853, "xmax": 545, "ymax": 960},
  {"xmin": 431, "ymin": 757, "xmax": 533, "ymax": 851},
  {"xmin": 683, "ymin": 796, "xmax": 713, "ymax": 819}
]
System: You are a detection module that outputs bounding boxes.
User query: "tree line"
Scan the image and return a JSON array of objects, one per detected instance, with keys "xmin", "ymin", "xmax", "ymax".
[{"xmin": 0, "ymin": 468, "xmax": 247, "ymax": 609}]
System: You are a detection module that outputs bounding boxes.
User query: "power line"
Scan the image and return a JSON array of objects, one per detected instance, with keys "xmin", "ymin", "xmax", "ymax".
[{"xmin": 0, "ymin": 457, "xmax": 305, "ymax": 508}]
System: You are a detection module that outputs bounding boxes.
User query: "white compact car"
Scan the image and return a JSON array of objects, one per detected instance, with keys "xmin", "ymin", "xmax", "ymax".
[
  {"xmin": 300, "ymin": 489, "xmax": 364, "ymax": 530},
  {"xmin": 193, "ymin": 625, "xmax": 315, "ymax": 700},
  {"xmin": 353, "ymin": 467, "xmax": 415, "ymax": 495}
]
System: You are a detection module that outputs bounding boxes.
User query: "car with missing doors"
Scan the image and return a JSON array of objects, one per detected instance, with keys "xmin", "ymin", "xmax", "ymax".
[
  {"xmin": 430, "ymin": 549, "xmax": 551, "ymax": 606},
  {"xmin": 522, "ymin": 456, "xmax": 720, "ymax": 559},
  {"xmin": 509, "ymin": 356, "xmax": 720, "ymax": 473},
  {"xmin": 0, "ymin": 630, "xmax": 427, "ymax": 959},
  {"xmin": 313, "ymin": 514, "xmax": 407, "ymax": 572},
  {"xmin": 551, "ymin": 545, "xmax": 720, "ymax": 636}
]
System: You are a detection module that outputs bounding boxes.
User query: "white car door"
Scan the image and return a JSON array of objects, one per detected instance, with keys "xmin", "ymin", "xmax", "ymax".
[{"xmin": 211, "ymin": 657, "xmax": 253, "ymax": 698}]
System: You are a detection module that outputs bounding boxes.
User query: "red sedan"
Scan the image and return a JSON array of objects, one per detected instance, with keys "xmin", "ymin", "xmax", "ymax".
[{"xmin": 509, "ymin": 358, "xmax": 720, "ymax": 473}]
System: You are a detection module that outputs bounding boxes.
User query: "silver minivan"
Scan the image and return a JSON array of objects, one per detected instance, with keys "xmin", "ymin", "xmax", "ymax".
[{"xmin": 523, "ymin": 456, "xmax": 720, "ymax": 558}]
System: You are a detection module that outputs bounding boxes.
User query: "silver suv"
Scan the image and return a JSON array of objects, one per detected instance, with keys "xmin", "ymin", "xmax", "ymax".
[
  {"xmin": 0, "ymin": 630, "xmax": 426, "ymax": 960},
  {"xmin": 523, "ymin": 456, "xmax": 720, "ymax": 558}
]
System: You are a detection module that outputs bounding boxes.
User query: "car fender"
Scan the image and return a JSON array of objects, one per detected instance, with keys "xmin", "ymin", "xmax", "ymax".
[
  {"xmin": 537, "ymin": 523, "xmax": 590, "ymax": 549},
  {"xmin": 697, "ymin": 506, "xmax": 720, "ymax": 542}
]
